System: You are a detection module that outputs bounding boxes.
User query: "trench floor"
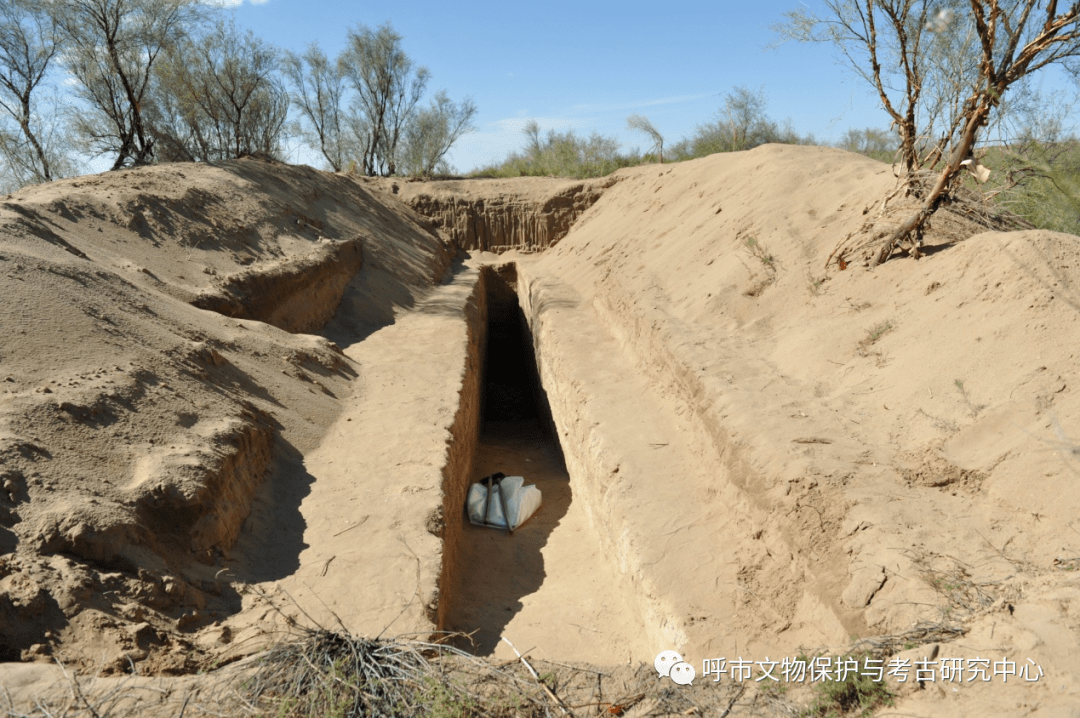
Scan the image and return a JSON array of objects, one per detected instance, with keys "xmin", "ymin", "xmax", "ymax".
[
  {"xmin": 230, "ymin": 262, "xmax": 480, "ymax": 636},
  {"xmin": 446, "ymin": 419, "xmax": 650, "ymax": 665}
]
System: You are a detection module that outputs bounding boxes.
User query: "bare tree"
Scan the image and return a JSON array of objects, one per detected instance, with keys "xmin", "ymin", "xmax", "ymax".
[
  {"xmin": 627, "ymin": 114, "xmax": 664, "ymax": 163},
  {"xmin": 282, "ymin": 42, "xmax": 346, "ymax": 171},
  {"xmin": 338, "ymin": 22, "xmax": 429, "ymax": 176},
  {"xmin": 776, "ymin": 2, "xmax": 939, "ymax": 174},
  {"xmin": 151, "ymin": 18, "xmax": 287, "ymax": 162},
  {"xmin": 778, "ymin": 1, "xmax": 1080, "ymax": 265},
  {"xmin": 398, "ymin": 90, "xmax": 476, "ymax": 176},
  {"xmin": 0, "ymin": 0, "xmax": 66, "ymax": 186},
  {"xmin": 50, "ymin": 0, "xmax": 202, "ymax": 169},
  {"xmin": 719, "ymin": 86, "xmax": 773, "ymax": 151}
]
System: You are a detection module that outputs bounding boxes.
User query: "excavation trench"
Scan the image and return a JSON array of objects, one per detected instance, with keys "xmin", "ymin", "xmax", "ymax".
[{"xmin": 441, "ymin": 264, "xmax": 646, "ymax": 663}]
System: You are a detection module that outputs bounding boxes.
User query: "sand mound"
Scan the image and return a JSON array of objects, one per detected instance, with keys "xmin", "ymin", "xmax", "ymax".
[
  {"xmin": 3, "ymin": 146, "xmax": 1079, "ymax": 716},
  {"xmin": 507, "ymin": 145, "xmax": 1080, "ymax": 714},
  {"xmin": 0, "ymin": 157, "xmax": 450, "ymax": 671}
]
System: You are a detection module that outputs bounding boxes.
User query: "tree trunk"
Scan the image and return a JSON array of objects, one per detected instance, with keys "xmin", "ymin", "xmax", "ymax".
[
  {"xmin": 18, "ymin": 95, "xmax": 51, "ymax": 182},
  {"xmin": 870, "ymin": 98, "xmax": 993, "ymax": 267}
]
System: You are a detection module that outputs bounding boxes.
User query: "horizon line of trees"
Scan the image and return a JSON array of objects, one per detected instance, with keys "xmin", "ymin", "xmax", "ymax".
[
  {"xmin": 471, "ymin": 85, "xmax": 928, "ymax": 179},
  {"xmin": 0, "ymin": 0, "xmax": 477, "ymax": 193},
  {"xmin": 474, "ymin": 78, "xmax": 1080, "ymax": 236},
  {"xmin": 477, "ymin": 75, "xmax": 1080, "ymax": 182}
]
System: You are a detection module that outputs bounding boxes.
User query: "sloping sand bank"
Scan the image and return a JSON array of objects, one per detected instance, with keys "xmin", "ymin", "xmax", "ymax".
[{"xmin": 506, "ymin": 145, "xmax": 1080, "ymax": 715}]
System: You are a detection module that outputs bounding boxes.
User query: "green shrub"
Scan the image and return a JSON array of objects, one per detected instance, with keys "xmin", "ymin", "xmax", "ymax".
[
  {"xmin": 978, "ymin": 139, "xmax": 1080, "ymax": 235},
  {"xmin": 804, "ymin": 661, "xmax": 894, "ymax": 718},
  {"xmin": 473, "ymin": 122, "xmax": 640, "ymax": 179}
]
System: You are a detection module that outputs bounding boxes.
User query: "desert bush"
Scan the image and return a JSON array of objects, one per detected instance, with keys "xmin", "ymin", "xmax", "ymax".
[
  {"xmin": 474, "ymin": 120, "xmax": 639, "ymax": 179},
  {"xmin": 804, "ymin": 659, "xmax": 895, "ymax": 718},
  {"xmin": 477, "ymin": 86, "xmax": 815, "ymax": 179},
  {"xmin": 669, "ymin": 85, "xmax": 814, "ymax": 161},
  {"xmin": 987, "ymin": 138, "xmax": 1080, "ymax": 235},
  {"xmin": 836, "ymin": 127, "xmax": 896, "ymax": 163}
]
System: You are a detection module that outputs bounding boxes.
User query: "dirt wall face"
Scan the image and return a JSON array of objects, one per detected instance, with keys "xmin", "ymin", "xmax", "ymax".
[
  {"xmin": 360, "ymin": 176, "xmax": 614, "ymax": 253},
  {"xmin": 191, "ymin": 237, "xmax": 363, "ymax": 334},
  {"xmin": 432, "ymin": 268, "xmax": 487, "ymax": 631}
]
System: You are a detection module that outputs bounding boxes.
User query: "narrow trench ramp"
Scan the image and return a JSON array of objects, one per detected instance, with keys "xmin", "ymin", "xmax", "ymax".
[
  {"xmin": 234, "ymin": 260, "xmax": 483, "ymax": 637},
  {"xmin": 444, "ymin": 269, "xmax": 649, "ymax": 665}
]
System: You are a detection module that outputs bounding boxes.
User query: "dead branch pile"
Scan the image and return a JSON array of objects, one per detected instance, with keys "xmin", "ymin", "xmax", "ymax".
[
  {"xmin": 827, "ymin": 169, "xmax": 1032, "ymax": 271},
  {"xmin": 244, "ymin": 629, "xmax": 473, "ymax": 717}
]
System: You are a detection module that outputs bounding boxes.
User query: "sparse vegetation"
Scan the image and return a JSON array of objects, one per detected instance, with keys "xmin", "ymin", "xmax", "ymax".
[
  {"xmin": 744, "ymin": 236, "xmax": 777, "ymax": 270},
  {"xmin": 668, "ymin": 85, "xmax": 815, "ymax": 160},
  {"xmin": 475, "ymin": 85, "xmax": 814, "ymax": 179},
  {"xmin": 917, "ymin": 407, "xmax": 961, "ymax": 434},
  {"xmin": 740, "ymin": 235, "xmax": 780, "ymax": 296},
  {"xmin": 804, "ymin": 658, "xmax": 895, "ymax": 718},
  {"xmin": 806, "ymin": 272, "xmax": 828, "ymax": 296},
  {"xmin": 982, "ymin": 138, "xmax": 1080, "ymax": 235},
  {"xmin": 836, "ymin": 126, "xmax": 896, "ymax": 163},
  {"xmin": 472, "ymin": 120, "xmax": 635, "ymax": 178},
  {"xmin": 861, "ymin": 321, "xmax": 894, "ymax": 346},
  {"xmin": 954, "ymin": 378, "xmax": 987, "ymax": 418},
  {"xmin": 245, "ymin": 629, "xmax": 488, "ymax": 718},
  {"xmin": 231, "ymin": 624, "xmax": 751, "ymax": 718}
]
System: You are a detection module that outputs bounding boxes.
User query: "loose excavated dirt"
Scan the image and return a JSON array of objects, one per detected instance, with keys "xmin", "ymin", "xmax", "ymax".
[{"xmin": 3, "ymin": 146, "xmax": 1080, "ymax": 717}]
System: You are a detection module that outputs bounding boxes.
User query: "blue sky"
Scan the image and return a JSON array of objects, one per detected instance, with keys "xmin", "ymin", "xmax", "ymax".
[{"xmin": 222, "ymin": 0, "xmax": 900, "ymax": 172}]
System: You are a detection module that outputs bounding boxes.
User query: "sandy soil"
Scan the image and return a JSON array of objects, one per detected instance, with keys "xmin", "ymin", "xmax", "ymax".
[
  {"xmin": 447, "ymin": 420, "xmax": 651, "ymax": 665},
  {"xmin": 510, "ymin": 145, "xmax": 1080, "ymax": 715},
  {"xmin": 2, "ymin": 146, "xmax": 1080, "ymax": 717}
]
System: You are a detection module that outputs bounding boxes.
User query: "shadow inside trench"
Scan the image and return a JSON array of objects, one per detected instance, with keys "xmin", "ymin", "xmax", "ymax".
[{"xmin": 445, "ymin": 268, "xmax": 573, "ymax": 655}]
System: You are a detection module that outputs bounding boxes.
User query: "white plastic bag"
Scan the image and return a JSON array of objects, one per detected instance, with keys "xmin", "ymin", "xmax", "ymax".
[{"xmin": 467, "ymin": 476, "xmax": 542, "ymax": 531}]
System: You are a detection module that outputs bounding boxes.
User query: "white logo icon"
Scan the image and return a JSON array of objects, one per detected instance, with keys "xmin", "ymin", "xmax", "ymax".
[
  {"xmin": 670, "ymin": 661, "xmax": 696, "ymax": 686},
  {"xmin": 654, "ymin": 650, "xmax": 683, "ymax": 678}
]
